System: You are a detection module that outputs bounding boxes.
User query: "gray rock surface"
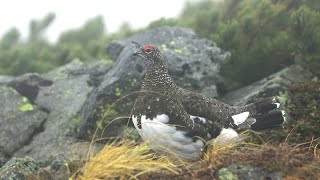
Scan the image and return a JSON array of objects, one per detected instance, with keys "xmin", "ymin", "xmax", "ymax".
[
  {"xmin": 0, "ymin": 75, "xmax": 14, "ymax": 85},
  {"xmin": 0, "ymin": 59, "xmax": 111, "ymax": 166},
  {"xmin": 78, "ymin": 26, "xmax": 230, "ymax": 139},
  {"xmin": 222, "ymin": 65, "xmax": 313, "ymax": 106},
  {"xmin": 7, "ymin": 73, "xmax": 53, "ymax": 102},
  {"xmin": 12, "ymin": 60, "xmax": 103, "ymax": 163},
  {"xmin": 0, "ymin": 147, "xmax": 9, "ymax": 168},
  {"xmin": 0, "ymin": 157, "xmax": 52, "ymax": 180},
  {"xmin": 0, "ymin": 86, "xmax": 48, "ymax": 156}
]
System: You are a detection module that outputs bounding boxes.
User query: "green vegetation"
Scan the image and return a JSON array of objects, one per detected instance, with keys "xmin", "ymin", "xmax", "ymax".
[
  {"xmin": 0, "ymin": 14, "xmax": 114, "ymax": 75},
  {"xmin": 174, "ymin": 0, "xmax": 320, "ymax": 88},
  {"xmin": 20, "ymin": 97, "xmax": 34, "ymax": 111}
]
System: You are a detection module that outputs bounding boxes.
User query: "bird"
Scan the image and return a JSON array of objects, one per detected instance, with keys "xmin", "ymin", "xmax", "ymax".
[{"xmin": 131, "ymin": 42, "xmax": 286, "ymax": 161}]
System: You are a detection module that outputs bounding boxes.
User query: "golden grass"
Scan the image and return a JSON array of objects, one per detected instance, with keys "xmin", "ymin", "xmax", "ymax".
[
  {"xmin": 73, "ymin": 123, "xmax": 320, "ymax": 179},
  {"xmin": 78, "ymin": 140, "xmax": 181, "ymax": 180},
  {"xmin": 200, "ymin": 137, "xmax": 320, "ymax": 179},
  {"xmin": 72, "ymin": 133, "xmax": 320, "ymax": 179}
]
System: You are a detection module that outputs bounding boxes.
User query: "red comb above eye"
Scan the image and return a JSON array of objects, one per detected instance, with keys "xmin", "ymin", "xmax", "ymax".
[{"xmin": 143, "ymin": 45, "xmax": 154, "ymax": 51}]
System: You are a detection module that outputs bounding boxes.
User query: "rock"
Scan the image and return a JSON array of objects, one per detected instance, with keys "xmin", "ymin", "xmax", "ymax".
[
  {"xmin": 201, "ymin": 85, "xmax": 219, "ymax": 98},
  {"xmin": 0, "ymin": 59, "xmax": 111, "ymax": 166},
  {"xmin": 0, "ymin": 147, "xmax": 9, "ymax": 168},
  {"xmin": 0, "ymin": 86, "xmax": 48, "ymax": 157},
  {"xmin": 106, "ymin": 41, "xmax": 125, "ymax": 60},
  {"xmin": 0, "ymin": 157, "xmax": 52, "ymax": 180},
  {"xmin": 7, "ymin": 73, "xmax": 53, "ymax": 102},
  {"xmin": 44, "ymin": 58, "xmax": 113, "ymax": 87},
  {"xmin": 12, "ymin": 60, "xmax": 110, "ymax": 164},
  {"xmin": 120, "ymin": 26, "xmax": 230, "ymax": 93},
  {"xmin": 49, "ymin": 154, "xmax": 71, "ymax": 180},
  {"xmin": 0, "ymin": 75, "xmax": 14, "ymax": 85},
  {"xmin": 78, "ymin": 26, "xmax": 230, "ymax": 139},
  {"xmin": 221, "ymin": 65, "xmax": 313, "ymax": 106},
  {"xmin": 218, "ymin": 164, "xmax": 282, "ymax": 180},
  {"xmin": 48, "ymin": 142, "xmax": 103, "ymax": 180}
]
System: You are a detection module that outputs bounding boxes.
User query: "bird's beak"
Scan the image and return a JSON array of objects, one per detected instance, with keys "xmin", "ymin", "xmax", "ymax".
[
  {"xmin": 132, "ymin": 41, "xmax": 144, "ymax": 57},
  {"xmin": 133, "ymin": 47, "xmax": 143, "ymax": 56}
]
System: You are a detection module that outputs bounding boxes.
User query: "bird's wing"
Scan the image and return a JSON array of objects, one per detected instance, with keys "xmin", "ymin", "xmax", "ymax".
[
  {"xmin": 131, "ymin": 91, "xmax": 219, "ymax": 139},
  {"xmin": 176, "ymin": 88, "xmax": 236, "ymax": 128}
]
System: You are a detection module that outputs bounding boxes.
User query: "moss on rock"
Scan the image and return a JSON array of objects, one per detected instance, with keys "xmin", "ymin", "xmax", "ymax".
[{"xmin": 0, "ymin": 157, "xmax": 51, "ymax": 179}]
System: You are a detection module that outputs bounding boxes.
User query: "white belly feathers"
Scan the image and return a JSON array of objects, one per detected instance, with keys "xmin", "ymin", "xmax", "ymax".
[
  {"xmin": 132, "ymin": 114, "xmax": 242, "ymax": 160},
  {"xmin": 132, "ymin": 114, "xmax": 204, "ymax": 161}
]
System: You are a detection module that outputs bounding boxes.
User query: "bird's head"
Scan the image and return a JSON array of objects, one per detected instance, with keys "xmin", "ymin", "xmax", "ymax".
[{"xmin": 132, "ymin": 41, "xmax": 164, "ymax": 68}]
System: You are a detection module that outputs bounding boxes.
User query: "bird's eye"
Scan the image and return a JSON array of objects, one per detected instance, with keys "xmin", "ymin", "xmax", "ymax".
[
  {"xmin": 143, "ymin": 45, "xmax": 154, "ymax": 54},
  {"xmin": 145, "ymin": 49, "xmax": 152, "ymax": 54}
]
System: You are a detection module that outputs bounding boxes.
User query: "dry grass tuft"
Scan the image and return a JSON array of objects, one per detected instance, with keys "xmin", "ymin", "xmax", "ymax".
[
  {"xmin": 201, "ymin": 139, "xmax": 320, "ymax": 179},
  {"xmin": 74, "ymin": 128, "xmax": 319, "ymax": 179},
  {"xmin": 78, "ymin": 140, "xmax": 181, "ymax": 179}
]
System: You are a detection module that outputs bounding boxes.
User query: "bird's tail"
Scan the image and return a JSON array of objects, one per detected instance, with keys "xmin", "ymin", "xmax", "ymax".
[{"xmin": 232, "ymin": 97, "xmax": 286, "ymax": 130}]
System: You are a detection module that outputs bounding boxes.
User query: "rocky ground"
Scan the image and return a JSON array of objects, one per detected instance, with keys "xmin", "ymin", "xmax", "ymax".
[{"xmin": 0, "ymin": 27, "xmax": 319, "ymax": 179}]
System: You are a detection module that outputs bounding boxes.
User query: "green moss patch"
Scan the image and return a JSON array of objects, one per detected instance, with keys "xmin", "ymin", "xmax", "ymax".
[
  {"xmin": 20, "ymin": 104, "xmax": 34, "ymax": 112},
  {"xmin": 161, "ymin": 44, "xmax": 168, "ymax": 51},
  {"xmin": 20, "ymin": 97, "xmax": 34, "ymax": 112}
]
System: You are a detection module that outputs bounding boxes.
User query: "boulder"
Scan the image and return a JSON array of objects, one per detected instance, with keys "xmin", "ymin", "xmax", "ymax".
[
  {"xmin": 78, "ymin": 26, "xmax": 230, "ymax": 139},
  {"xmin": 221, "ymin": 65, "xmax": 313, "ymax": 106},
  {"xmin": 0, "ymin": 157, "xmax": 52, "ymax": 180},
  {"xmin": 7, "ymin": 73, "xmax": 53, "ymax": 102},
  {"xmin": 0, "ymin": 75, "xmax": 14, "ymax": 85},
  {"xmin": 0, "ymin": 86, "xmax": 48, "ymax": 157},
  {"xmin": 0, "ymin": 147, "xmax": 9, "ymax": 168},
  {"xmin": 12, "ymin": 60, "xmax": 111, "ymax": 164}
]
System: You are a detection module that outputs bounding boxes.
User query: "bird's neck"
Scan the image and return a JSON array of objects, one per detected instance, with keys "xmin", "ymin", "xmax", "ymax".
[{"xmin": 141, "ymin": 65, "xmax": 177, "ymax": 95}]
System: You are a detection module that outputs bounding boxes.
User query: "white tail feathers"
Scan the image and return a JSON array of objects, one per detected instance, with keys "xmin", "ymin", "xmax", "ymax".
[
  {"xmin": 211, "ymin": 128, "xmax": 245, "ymax": 148},
  {"xmin": 231, "ymin": 111, "xmax": 250, "ymax": 125},
  {"xmin": 282, "ymin": 110, "xmax": 286, "ymax": 122}
]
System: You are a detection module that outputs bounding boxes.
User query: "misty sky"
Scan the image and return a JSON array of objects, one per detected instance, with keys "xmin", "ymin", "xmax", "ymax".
[{"xmin": 0, "ymin": 0, "xmax": 186, "ymax": 42}]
